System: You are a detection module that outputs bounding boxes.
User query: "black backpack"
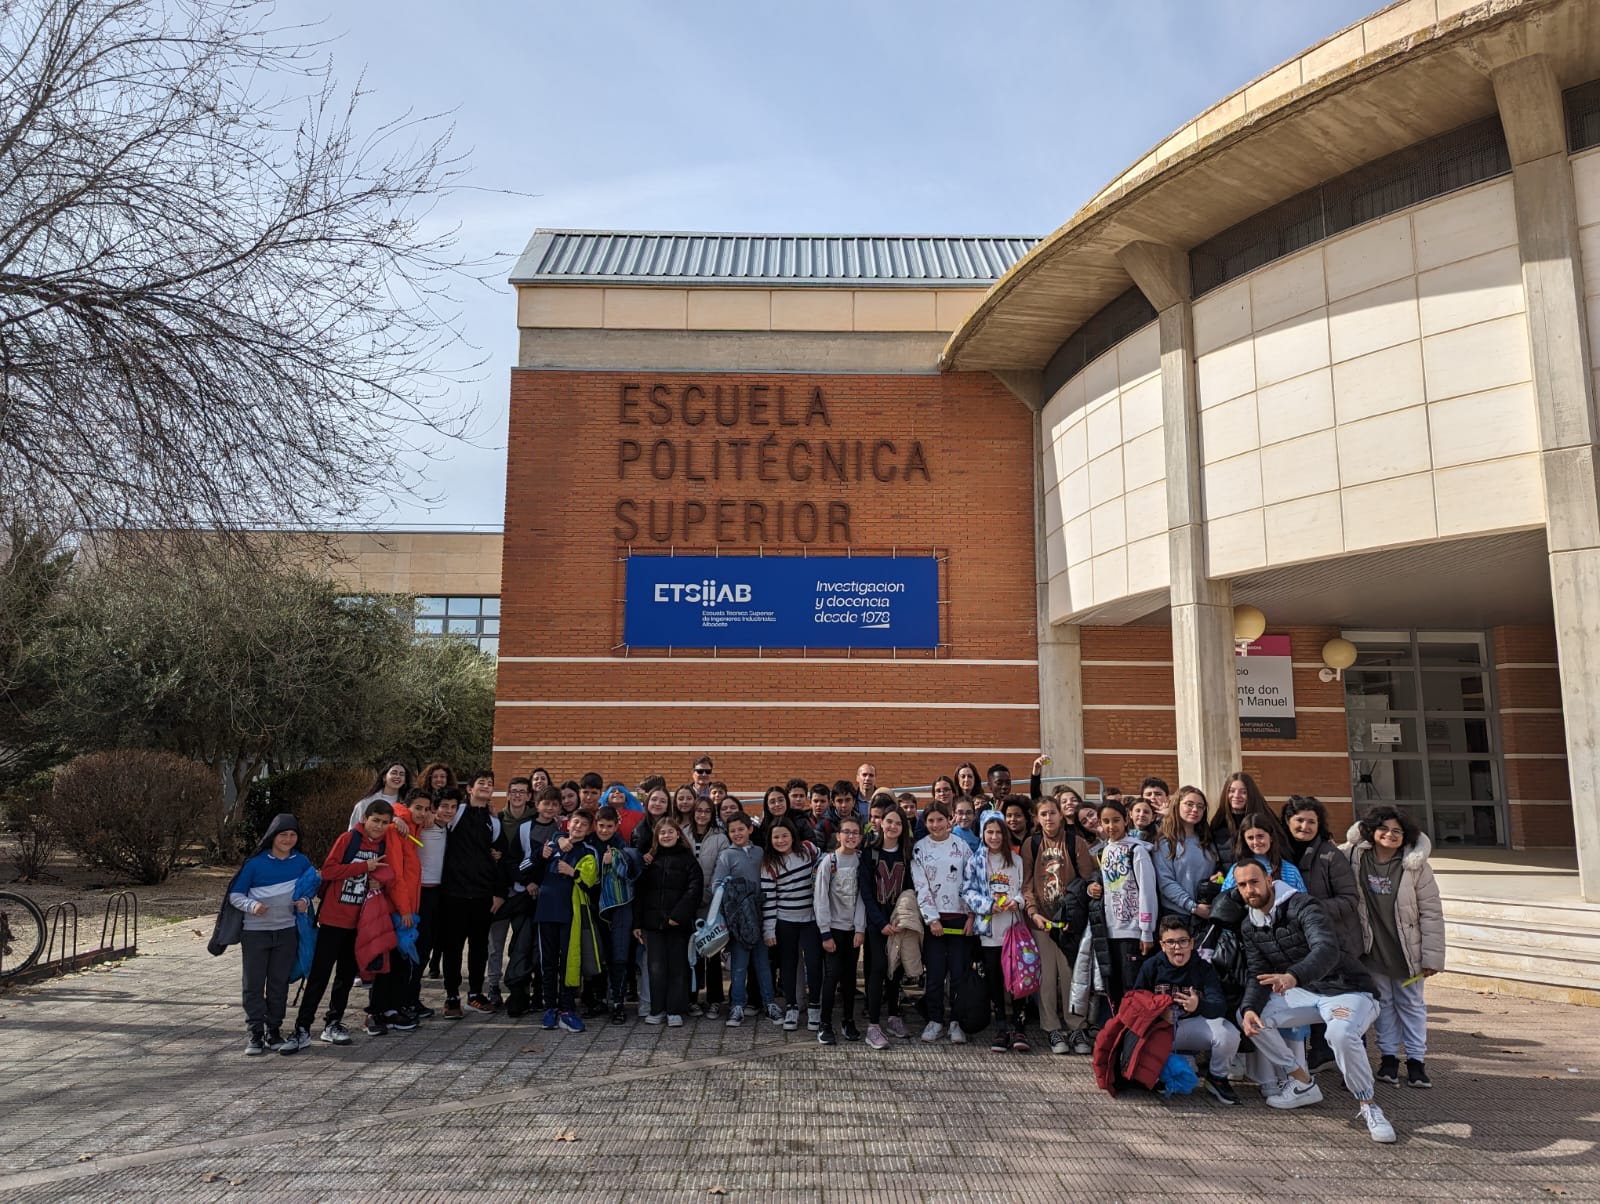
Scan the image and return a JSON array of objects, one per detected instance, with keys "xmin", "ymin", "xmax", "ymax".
[{"xmin": 953, "ymin": 965, "xmax": 991, "ymax": 1034}]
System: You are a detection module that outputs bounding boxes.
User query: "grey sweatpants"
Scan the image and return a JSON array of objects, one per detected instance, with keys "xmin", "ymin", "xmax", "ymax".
[{"xmin": 1248, "ymin": 988, "xmax": 1380, "ymax": 1102}]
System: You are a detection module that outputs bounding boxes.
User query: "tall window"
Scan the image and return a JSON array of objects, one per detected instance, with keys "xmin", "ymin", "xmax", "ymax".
[{"xmin": 414, "ymin": 596, "xmax": 499, "ymax": 655}]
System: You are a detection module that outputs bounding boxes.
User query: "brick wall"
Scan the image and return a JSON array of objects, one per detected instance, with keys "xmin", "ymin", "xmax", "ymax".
[
  {"xmin": 1493, "ymin": 624, "xmax": 1574, "ymax": 848},
  {"xmin": 495, "ymin": 368, "xmax": 1040, "ymax": 794},
  {"xmin": 1080, "ymin": 624, "xmax": 1355, "ymax": 831}
]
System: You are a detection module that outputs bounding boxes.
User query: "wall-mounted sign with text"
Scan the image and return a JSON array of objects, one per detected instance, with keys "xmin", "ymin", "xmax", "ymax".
[
  {"xmin": 623, "ymin": 555, "xmax": 939, "ymax": 649},
  {"xmin": 1235, "ymin": 634, "xmax": 1297, "ymax": 739}
]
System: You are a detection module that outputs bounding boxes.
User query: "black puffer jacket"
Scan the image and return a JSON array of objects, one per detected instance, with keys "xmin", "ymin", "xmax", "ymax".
[
  {"xmin": 1239, "ymin": 889, "xmax": 1375, "ymax": 1015},
  {"xmin": 633, "ymin": 845, "xmax": 704, "ymax": 931},
  {"xmin": 442, "ymin": 804, "xmax": 501, "ymax": 899},
  {"xmin": 1293, "ymin": 835, "xmax": 1363, "ymax": 958}
]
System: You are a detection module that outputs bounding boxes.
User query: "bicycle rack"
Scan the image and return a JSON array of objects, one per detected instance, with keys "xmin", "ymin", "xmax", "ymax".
[
  {"xmin": 100, "ymin": 891, "xmax": 138, "ymax": 959},
  {"xmin": 42, "ymin": 902, "xmax": 79, "ymax": 969}
]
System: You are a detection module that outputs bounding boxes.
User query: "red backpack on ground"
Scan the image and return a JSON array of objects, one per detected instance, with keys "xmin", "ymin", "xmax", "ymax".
[{"xmin": 1091, "ymin": 989, "xmax": 1175, "ymax": 1096}]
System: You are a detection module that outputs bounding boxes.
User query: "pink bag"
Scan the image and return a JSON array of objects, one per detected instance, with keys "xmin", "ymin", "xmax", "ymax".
[{"xmin": 1001, "ymin": 921, "xmax": 1042, "ymax": 997}]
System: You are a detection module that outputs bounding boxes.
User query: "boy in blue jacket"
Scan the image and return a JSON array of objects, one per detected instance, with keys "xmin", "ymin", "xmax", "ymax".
[
  {"xmin": 589, "ymin": 805, "xmax": 638, "ymax": 1025},
  {"xmin": 226, "ymin": 813, "xmax": 316, "ymax": 1055},
  {"xmin": 1134, "ymin": 915, "xmax": 1241, "ymax": 1104},
  {"xmin": 534, "ymin": 809, "xmax": 601, "ymax": 1034}
]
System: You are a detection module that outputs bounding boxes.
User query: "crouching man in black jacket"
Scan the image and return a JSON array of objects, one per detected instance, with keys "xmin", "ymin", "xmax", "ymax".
[{"xmin": 1234, "ymin": 860, "xmax": 1396, "ymax": 1144}]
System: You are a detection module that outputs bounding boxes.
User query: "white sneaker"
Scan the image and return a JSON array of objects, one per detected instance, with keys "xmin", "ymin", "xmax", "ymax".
[
  {"xmin": 1360, "ymin": 1102, "xmax": 1397, "ymax": 1143},
  {"xmin": 666, "ymin": 1014, "xmax": 684, "ymax": 1028},
  {"xmin": 643, "ymin": 1013, "xmax": 664, "ymax": 1025},
  {"xmin": 724, "ymin": 1006, "xmax": 745, "ymax": 1028},
  {"xmin": 783, "ymin": 1007, "xmax": 799, "ymax": 1031},
  {"xmin": 921, "ymin": 1021, "xmax": 944, "ymax": 1043},
  {"xmin": 1267, "ymin": 1078, "xmax": 1323, "ymax": 1110},
  {"xmin": 806, "ymin": 1007, "xmax": 822, "ymax": 1031},
  {"xmin": 949, "ymin": 1022, "xmax": 967, "ymax": 1045}
]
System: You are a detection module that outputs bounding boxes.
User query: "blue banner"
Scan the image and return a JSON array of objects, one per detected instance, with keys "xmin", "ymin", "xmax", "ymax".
[{"xmin": 623, "ymin": 555, "xmax": 939, "ymax": 649}]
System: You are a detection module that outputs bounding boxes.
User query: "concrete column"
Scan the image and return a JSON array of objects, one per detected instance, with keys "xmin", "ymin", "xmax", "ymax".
[
  {"xmin": 1031, "ymin": 407, "xmax": 1084, "ymax": 779},
  {"xmin": 1492, "ymin": 54, "xmax": 1600, "ymax": 899},
  {"xmin": 1117, "ymin": 242, "xmax": 1241, "ymax": 802}
]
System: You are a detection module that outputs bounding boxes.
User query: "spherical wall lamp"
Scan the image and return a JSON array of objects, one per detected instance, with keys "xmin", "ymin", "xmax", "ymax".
[
  {"xmin": 1233, "ymin": 604, "xmax": 1266, "ymax": 656},
  {"xmin": 1319, "ymin": 637, "xmax": 1358, "ymax": 683}
]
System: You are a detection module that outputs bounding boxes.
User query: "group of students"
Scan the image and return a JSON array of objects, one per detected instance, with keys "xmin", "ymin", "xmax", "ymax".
[{"xmin": 217, "ymin": 755, "xmax": 1444, "ymax": 1144}]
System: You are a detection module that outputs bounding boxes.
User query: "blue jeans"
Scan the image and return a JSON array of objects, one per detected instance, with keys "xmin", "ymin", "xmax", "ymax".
[
  {"xmin": 727, "ymin": 939, "xmax": 774, "ymax": 1010},
  {"xmin": 605, "ymin": 906, "xmax": 634, "ymax": 1006}
]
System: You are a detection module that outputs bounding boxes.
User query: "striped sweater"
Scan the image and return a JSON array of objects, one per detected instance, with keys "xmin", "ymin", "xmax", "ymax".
[{"xmin": 761, "ymin": 848, "xmax": 818, "ymax": 940}]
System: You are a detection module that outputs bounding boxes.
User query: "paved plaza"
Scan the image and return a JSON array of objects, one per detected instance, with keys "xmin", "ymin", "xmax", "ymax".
[{"xmin": 1, "ymin": 918, "xmax": 1599, "ymax": 1202}]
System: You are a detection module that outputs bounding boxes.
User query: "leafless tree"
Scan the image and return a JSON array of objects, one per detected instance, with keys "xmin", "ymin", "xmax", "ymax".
[{"xmin": 0, "ymin": 0, "xmax": 481, "ymax": 534}]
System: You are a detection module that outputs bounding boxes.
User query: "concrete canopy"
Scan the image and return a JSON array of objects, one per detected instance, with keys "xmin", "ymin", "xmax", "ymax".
[{"xmin": 943, "ymin": 0, "xmax": 1600, "ymax": 374}]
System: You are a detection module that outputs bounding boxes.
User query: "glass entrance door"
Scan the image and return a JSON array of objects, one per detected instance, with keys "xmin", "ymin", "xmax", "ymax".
[{"xmin": 1342, "ymin": 630, "xmax": 1504, "ymax": 848}]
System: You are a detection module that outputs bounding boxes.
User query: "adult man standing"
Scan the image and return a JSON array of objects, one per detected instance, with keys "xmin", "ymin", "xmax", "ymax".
[
  {"xmin": 852, "ymin": 763, "xmax": 876, "ymax": 823},
  {"xmin": 1232, "ymin": 860, "xmax": 1396, "ymax": 1143},
  {"xmin": 693, "ymin": 755, "xmax": 715, "ymax": 799}
]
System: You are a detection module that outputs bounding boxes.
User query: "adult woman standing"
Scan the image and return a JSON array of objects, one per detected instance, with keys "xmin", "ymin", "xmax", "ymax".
[
  {"xmin": 1153, "ymin": 786, "xmax": 1219, "ymax": 925},
  {"xmin": 954, "ymin": 762, "xmax": 983, "ymax": 802},
  {"xmin": 1345, "ymin": 807, "xmax": 1444, "ymax": 1089},
  {"xmin": 686, "ymin": 797, "xmax": 730, "ymax": 1018},
  {"xmin": 419, "ymin": 762, "xmax": 455, "ymax": 800},
  {"xmin": 1280, "ymin": 796, "xmax": 1362, "ymax": 958}
]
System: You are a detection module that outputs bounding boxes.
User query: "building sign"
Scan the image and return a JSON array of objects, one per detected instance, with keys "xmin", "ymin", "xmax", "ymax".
[
  {"xmin": 611, "ymin": 382, "xmax": 934, "ymax": 545},
  {"xmin": 623, "ymin": 555, "xmax": 938, "ymax": 649},
  {"xmin": 1235, "ymin": 634, "xmax": 1296, "ymax": 739}
]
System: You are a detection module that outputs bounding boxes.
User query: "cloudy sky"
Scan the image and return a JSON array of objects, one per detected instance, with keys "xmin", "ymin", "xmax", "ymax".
[{"xmin": 279, "ymin": 0, "xmax": 1378, "ymax": 528}]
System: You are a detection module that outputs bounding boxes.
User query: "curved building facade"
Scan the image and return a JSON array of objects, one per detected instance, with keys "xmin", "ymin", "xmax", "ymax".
[{"xmin": 945, "ymin": 0, "xmax": 1600, "ymax": 901}]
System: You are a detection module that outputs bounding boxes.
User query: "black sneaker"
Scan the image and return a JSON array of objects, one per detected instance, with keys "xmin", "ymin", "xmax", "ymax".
[
  {"xmin": 611, "ymin": 1004, "xmax": 627, "ymax": 1025},
  {"xmin": 443, "ymin": 997, "xmax": 462, "ymax": 1019},
  {"xmin": 840, "ymin": 1021, "xmax": 861, "ymax": 1043},
  {"xmin": 1376, "ymin": 1055, "xmax": 1400, "ymax": 1086},
  {"xmin": 412, "ymin": 1004, "xmax": 435, "ymax": 1020},
  {"xmin": 468, "ymin": 994, "xmax": 494, "ymax": 1014},
  {"xmin": 244, "ymin": 1029, "xmax": 268, "ymax": 1056},
  {"xmin": 1206, "ymin": 1075, "xmax": 1241, "ymax": 1105},
  {"xmin": 1406, "ymin": 1059, "xmax": 1432, "ymax": 1088},
  {"xmin": 989, "ymin": 1031, "xmax": 1010, "ymax": 1053},
  {"xmin": 280, "ymin": 1026, "xmax": 311, "ymax": 1055},
  {"xmin": 385, "ymin": 1010, "xmax": 418, "ymax": 1032},
  {"xmin": 817, "ymin": 1025, "xmax": 837, "ymax": 1045},
  {"xmin": 487, "ymin": 987, "xmax": 504, "ymax": 1010},
  {"xmin": 265, "ymin": 1027, "xmax": 289, "ymax": 1052},
  {"xmin": 363, "ymin": 1014, "xmax": 388, "ymax": 1037}
]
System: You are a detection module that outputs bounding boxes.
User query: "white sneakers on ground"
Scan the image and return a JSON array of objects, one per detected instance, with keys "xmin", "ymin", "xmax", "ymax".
[
  {"xmin": 949, "ymin": 1022, "xmax": 967, "ymax": 1045},
  {"xmin": 1266, "ymin": 1078, "xmax": 1323, "ymax": 1110},
  {"xmin": 921, "ymin": 1021, "xmax": 944, "ymax": 1042},
  {"xmin": 1360, "ymin": 1102, "xmax": 1397, "ymax": 1143}
]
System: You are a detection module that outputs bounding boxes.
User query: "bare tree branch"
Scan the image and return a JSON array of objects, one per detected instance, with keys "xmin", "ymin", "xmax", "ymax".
[{"xmin": 0, "ymin": 0, "xmax": 487, "ymax": 535}]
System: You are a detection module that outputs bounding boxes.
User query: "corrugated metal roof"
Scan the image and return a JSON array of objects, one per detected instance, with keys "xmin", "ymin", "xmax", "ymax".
[{"xmin": 510, "ymin": 230, "xmax": 1037, "ymax": 287}]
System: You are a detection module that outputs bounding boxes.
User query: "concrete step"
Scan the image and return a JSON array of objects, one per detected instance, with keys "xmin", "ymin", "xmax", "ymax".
[
  {"xmin": 1440, "ymin": 894, "xmax": 1600, "ymax": 929},
  {"xmin": 1442, "ymin": 937, "xmax": 1600, "ymax": 990},
  {"xmin": 1445, "ymin": 916, "xmax": 1600, "ymax": 955}
]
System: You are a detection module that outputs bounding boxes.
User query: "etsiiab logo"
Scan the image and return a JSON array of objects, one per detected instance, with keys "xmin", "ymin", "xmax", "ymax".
[{"xmin": 652, "ymin": 579, "xmax": 752, "ymax": 605}]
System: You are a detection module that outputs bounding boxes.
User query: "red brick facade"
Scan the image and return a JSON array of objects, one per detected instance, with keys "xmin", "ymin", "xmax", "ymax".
[
  {"xmin": 494, "ymin": 368, "xmax": 1040, "ymax": 793},
  {"xmin": 1493, "ymin": 625, "xmax": 1573, "ymax": 848}
]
